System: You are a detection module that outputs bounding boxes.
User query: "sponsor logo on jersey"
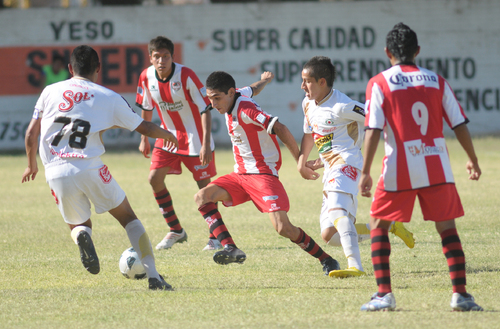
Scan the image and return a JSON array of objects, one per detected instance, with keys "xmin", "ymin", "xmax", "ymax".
[
  {"xmin": 194, "ymin": 164, "xmax": 210, "ymax": 171},
  {"xmin": 59, "ymin": 90, "xmax": 93, "ymax": 112},
  {"xmin": 99, "ymin": 165, "xmax": 112, "ymax": 184},
  {"xmin": 230, "ymin": 134, "xmax": 243, "ymax": 144},
  {"xmin": 171, "ymin": 81, "xmax": 181, "ymax": 91},
  {"xmin": 320, "ymin": 127, "xmax": 336, "ymax": 134},
  {"xmin": 387, "ymin": 71, "xmax": 438, "ymax": 90},
  {"xmin": 159, "ymin": 101, "xmax": 183, "ymax": 112},
  {"xmin": 150, "ymin": 85, "xmax": 158, "ymax": 91},
  {"xmin": 341, "ymin": 165, "xmax": 358, "ymax": 181},
  {"xmin": 353, "ymin": 105, "xmax": 365, "ymax": 116},
  {"xmin": 314, "ymin": 133, "xmax": 333, "ymax": 153},
  {"xmin": 262, "ymin": 195, "xmax": 279, "ymax": 202},
  {"xmin": 328, "ymin": 178, "xmax": 335, "ymax": 184},
  {"xmin": 407, "ymin": 143, "xmax": 445, "ymax": 157},
  {"xmin": 50, "ymin": 148, "xmax": 86, "ymax": 159},
  {"xmin": 33, "ymin": 108, "xmax": 40, "ymax": 119},
  {"xmin": 256, "ymin": 113, "xmax": 267, "ymax": 124},
  {"xmin": 137, "ymin": 86, "xmax": 143, "ymax": 96},
  {"xmin": 200, "ymin": 171, "xmax": 209, "ymax": 179}
]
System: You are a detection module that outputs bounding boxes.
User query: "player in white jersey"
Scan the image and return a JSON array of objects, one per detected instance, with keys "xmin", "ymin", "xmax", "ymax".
[
  {"xmin": 193, "ymin": 71, "xmax": 341, "ymax": 276},
  {"xmin": 22, "ymin": 45, "xmax": 178, "ymax": 290},
  {"xmin": 298, "ymin": 56, "xmax": 415, "ymax": 278},
  {"xmin": 359, "ymin": 23, "xmax": 482, "ymax": 312}
]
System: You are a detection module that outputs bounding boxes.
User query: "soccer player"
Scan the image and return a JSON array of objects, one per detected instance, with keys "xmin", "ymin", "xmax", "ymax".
[
  {"xmin": 22, "ymin": 45, "xmax": 177, "ymax": 290},
  {"xmin": 298, "ymin": 56, "xmax": 415, "ymax": 278},
  {"xmin": 359, "ymin": 23, "xmax": 483, "ymax": 311},
  {"xmin": 194, "ymin": 70, "xmax": 341, "ymax": 276}
]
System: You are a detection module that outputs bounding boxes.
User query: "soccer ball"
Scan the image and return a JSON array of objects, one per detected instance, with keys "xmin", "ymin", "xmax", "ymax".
[{"xmin": 119, "ymin": 247, "xmax": 146, "ymax": 279}]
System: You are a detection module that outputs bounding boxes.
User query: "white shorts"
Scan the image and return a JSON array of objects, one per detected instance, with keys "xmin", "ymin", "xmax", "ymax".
[
  {"xmin": 319, "ymin": 191, "xmax": 358, "ymax": 232},
  {"xmin": 322, "ymin": 164, "xmax": 360, "ymax": 195},
  {"xmin": 48, "ymin": 165, "xmax": 126, "ymax": 225}
]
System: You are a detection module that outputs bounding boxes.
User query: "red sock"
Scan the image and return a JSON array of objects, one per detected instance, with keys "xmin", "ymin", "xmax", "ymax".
[
  {"xmin": 371, "ymin": 228, "xmax": 391, "ymax": 295},
  {"xmin": 440, "ymin": 228, "xmax": 466, "ymax": 294},
  {"xmin": 154, "ymin": 188, "xmax": 182, "ymax": 232},
  {"xmin": 292, "ymin": 227, "xmax": 329, "ymax": 262},
  {"xmin": 198, "ymin": 202, "xmax": 235, "ymax": 247}
]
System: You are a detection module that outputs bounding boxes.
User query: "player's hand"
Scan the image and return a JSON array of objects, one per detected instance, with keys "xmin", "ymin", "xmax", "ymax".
[
  {"xmin": 261, "ymin": 71, "xmax": 274, "ymax": 82},
  {"xmin": 298, "ymin": 165, "xmax": 320, "ymax": 180},
  {"xmin": 359, "ymin": 173, "xmax": 373, "ymax": 198},
  {"xmin": 139, "ymin": 137, "xmax": 151, "ymax": 158},
  {"xmin": 466, "ymin": 160, "xmax": 481, "ymax": 181},
  {"xmin": 21, "ymin": 166, "xmax": 38, "ymax": 183},
  {"xmin": 305, "ymin": 158, "xmax": 323, "ymax": 171},
  {"xmin": 199, "ymin": 144, "xmax": 212, "ymax": 166},
  {"xmin": 162, "ymin": 133, "xmax": 178, "ymax": 152}
]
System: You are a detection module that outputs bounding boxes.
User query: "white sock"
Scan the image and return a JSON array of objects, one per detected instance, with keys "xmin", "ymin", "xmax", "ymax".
[
  {"xmin": 332, "ymin": 213, "xmax": 363, "ymax": 272},
  {"xmin": 70, "ymin": 226, "xmax": 92, "ymax": 244},
  {"xmin": 125, "ymin": 219, "xmax": 159, "ymax": 280}
]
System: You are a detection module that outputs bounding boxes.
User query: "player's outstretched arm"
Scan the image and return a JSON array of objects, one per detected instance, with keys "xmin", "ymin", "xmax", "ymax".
[
  {"xmin": 22, "ymin": 118, "xmax": 41, "ymax": 183},
  {"xmin": 250, "ymin": 71, "xmax": 274, "ymax": 97},
  {"xmin": 359, "ymin": 129, "xmax": 381, "ymax": 198},
  {"xmin": 135, "ymin": 121, "xmax": 178, "ymax": 151},
  {"xmin": 138, "ymin": 110, "xmax": 153, "ymax": 158},
  {"xmin": 453, "ymin": 123, "xmax": 481, "ymax": 180}
]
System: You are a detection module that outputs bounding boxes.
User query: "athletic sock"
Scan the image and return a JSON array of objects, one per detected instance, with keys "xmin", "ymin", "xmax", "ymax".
[
  {"xmin": 371, "ymin": 228, "xmax": 391, "ymax": 295},
  {"xmin": 154, "ymin": 188, "xmax": 182, "ymax": 232},
  {"xmin": 125, "ymin": 219, "xmax": 159, "ymax": 280},
  {"xmin": 440, "ymin": 228, "xmax": 466, "ymax": 294},
  {"xmin": 70, "ymin": 225, "xmax": 92, "ymax": 244},
  {"xmin": 198, "ymin": 202, "xmax": 236, "ymax": 247},
  {"xmin": 291, "ymin": 227, "xmax": 329, "ymax": 262},
  {"xmin": 355, "ymin": 223, "xmax": 371, "ymax": 243},
  {"xmin": 335, "ymin": 216, "xmax": 363, "ymax": 271}
]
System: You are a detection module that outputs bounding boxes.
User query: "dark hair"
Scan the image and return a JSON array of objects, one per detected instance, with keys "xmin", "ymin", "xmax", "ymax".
[
  {"xmin": 302, "ymin": 56, "xmax": 336, "ymax": 87},
  {"xmin": 70, "ymin": 45, "xmax": 99, "ymax": 77},
  {"xmin": 386, "ymin": 23, "xmax": 419, "ymax": 63},
  {"xmin": 148, "ymin": 36, "xmax": 174, "ymax": 55},
  {"xmin": 52, "ymin": 53, "xmax": 66, "ymax": 64},
  {"xmin": 206, "ymin": 71, "xmax": 235, "ymax": 94}
]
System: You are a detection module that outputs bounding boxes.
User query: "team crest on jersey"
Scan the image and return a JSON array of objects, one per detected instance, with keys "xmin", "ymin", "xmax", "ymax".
[
  {"xmin": 325, "ymin": 118, "xmax": 334, "ymax": 125},
  {"xmin": 341, "ymin": 165, "xmax": 358, "ymax": 181},
  {"xmin": 353, "ymin": 105, "xmax": 365, "ymax": 116},
  {"xmin": 172, "ymin": 81, "xmax": 181, "ymax": 91},
  {"xmin": 99, "ymin": 165, "xmax": 112, "ymax": 184}
]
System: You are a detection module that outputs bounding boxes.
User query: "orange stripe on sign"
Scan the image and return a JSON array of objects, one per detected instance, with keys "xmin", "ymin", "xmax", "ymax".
[{"xmin": 0, "ymin": 43, "xmax": 182, "ymax": 96}]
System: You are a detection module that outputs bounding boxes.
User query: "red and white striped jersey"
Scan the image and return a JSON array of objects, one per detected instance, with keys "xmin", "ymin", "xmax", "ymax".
[
  {"xmin": 34, "ymin": 77, "xmax": 143, "ymax": 180},
  {"xmin": 135, "ymin": 63, "xmax": 214, "ymax": 156},
  {"xmin": 365, "ymin": 64, "xmax": 469, "ymax": 191},
  {"xmin": 225, "ymin": 93, "xmax": 281, "ymax": 176}
]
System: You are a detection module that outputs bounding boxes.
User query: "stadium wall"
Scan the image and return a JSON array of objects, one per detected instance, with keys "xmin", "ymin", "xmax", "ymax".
[{"xmin": 0, "ymin": 0, "xmax": 499, "ymax": 151}]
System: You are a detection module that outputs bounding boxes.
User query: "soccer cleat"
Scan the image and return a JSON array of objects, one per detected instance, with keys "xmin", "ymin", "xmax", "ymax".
[
  {"xmin": 213, "ymin": 245, "xmax": 246, "ymax": 265},
  {"xmin": 320, "ymin": 256, "xmax": 341, "ymax": 276},
  {"xmin": 76, "ymin": 231, "xmax": 100, "ymax": 275},
  {"xmin": 155, "ymin": 229, "xmax": 188, "ymax": 250},
  {"xmin": 360, "ymin": 292, "xmax": 396, "ymax": 311},
  {"xmin": 329, "ymin": 267, "xmax": 366, "ymax": 278},
  {"xmin": 202, "ymin": 238, "xmax": 223, "ymax": 251},
  {"xmin": 450, "ymin": 293, "xmax": 483, "ymax": 311},
  {"xmin": 390, "ymin": 222, "xmax": 415, "ymax": 249},
  {"xmin": 148, "ymin": 275, "xmax": 174, "ymax": 291}
]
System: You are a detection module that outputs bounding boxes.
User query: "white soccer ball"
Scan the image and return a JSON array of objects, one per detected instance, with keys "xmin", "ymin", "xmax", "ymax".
[{"xmin": 119, "ymin": 247, "xmax": 146, "ymax": 280}]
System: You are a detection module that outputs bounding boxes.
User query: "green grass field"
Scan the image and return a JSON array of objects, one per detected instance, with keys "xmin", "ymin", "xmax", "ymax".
[{"xmin": 1, "ymin": 137, "xmax": 499, "ymax": 328}]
